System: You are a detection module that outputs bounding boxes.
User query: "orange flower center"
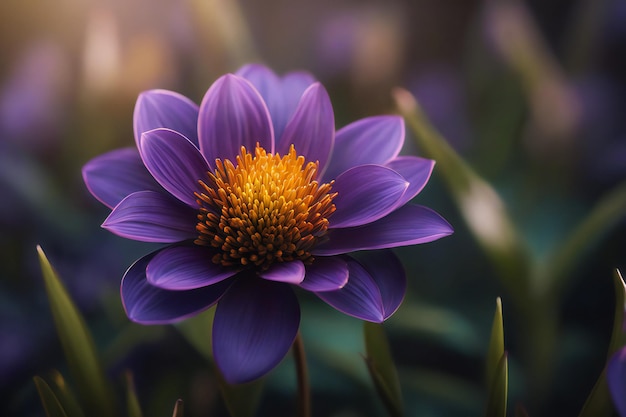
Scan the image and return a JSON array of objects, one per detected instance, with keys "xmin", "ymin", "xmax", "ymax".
[{"xmin": 195, "ymin": 145, "xmax": 336, "ymax": 270}]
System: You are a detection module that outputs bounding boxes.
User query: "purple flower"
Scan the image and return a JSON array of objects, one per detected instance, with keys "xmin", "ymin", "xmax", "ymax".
[
  {"xmin": 82, "ymin": 64, "xmax": 452, "ymax": 383},
  {"xmin": 608, "ymin": 346, "xmax": 626, "ymax": 417}
]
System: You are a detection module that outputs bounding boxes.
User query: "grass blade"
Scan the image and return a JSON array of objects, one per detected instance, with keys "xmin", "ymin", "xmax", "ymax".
[{"xmin": 37, "ymin": 245, "xmax": 116, "ymax": 417}]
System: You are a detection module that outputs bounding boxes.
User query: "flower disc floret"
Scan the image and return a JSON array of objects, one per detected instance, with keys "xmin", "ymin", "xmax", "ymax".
[{"xmin": 195, "ymin": 145, "xmax": 336, "ymax": 270}]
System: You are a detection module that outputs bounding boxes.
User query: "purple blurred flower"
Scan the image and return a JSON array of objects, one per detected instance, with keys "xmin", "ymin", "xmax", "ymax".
[
  {"xmin": 82, "ymin": 64, "xmax": 452, "ymax": 383},
  {"xmin": 609, "ymin": 346, "xmax": 626, "ymax": 416}
]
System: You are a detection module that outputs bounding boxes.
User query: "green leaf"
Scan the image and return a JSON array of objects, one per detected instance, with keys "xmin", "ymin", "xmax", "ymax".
[
  {"xmin": 486, "ymin": 298, "xmax": 504, "ymax": 387},
  {"xmin": 37, "ymin": 245, "xmax": 116, "ymax": 417},
  {"xmin": 485, "ymin": 298, "xmax": 507, "ymax": 417},
  {"xmin": 393, "ymin": 88, "xmax": 531, "ymax": 298},
  {"xmin": 171, "ymin": 399, "xmax": 184, "ymax": 417},
  {"xmin": 608, "ymin": 269, "xmax": 626, "ymax": 355},
  {"xmin": 485, "ymin": 352, "xmax": 508, "ymax": 417},
  {"xmin": 176, "ymin": 308, "xmax": 264, "ymax": 417},
  {"xmin": 578, "ymin": 269, "xmax": 626, "ymax": 417},
  {"xmin": 363, "ymin": 321, "xmax": 403, "ymax": 417},
  {"xmin": 44, "ymin": 370, "xmax": 85, "ymax": 417},
  {"xmin": 125, "ymin": 372, "xmax": 143, "ymax": 417},
  {"xmin": 176, "ymin": 308, "xmax": 215, "ymax": 360},
  {"xmin": 34, "ymin": 376, "xmax": 70, "ymax": 417}
]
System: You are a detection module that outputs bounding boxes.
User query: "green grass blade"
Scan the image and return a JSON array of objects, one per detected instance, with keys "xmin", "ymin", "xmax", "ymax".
[
  {"xmin": 125, "ymin": 372, "xmax": 144, "ymax": 417},
  {"xmin": 44, "ymin": 370, "xmax": 85, "ymax": 417},
  {"xmin": 486, "ymin": 298, "xmax": 504, "ymax": 388},
  {"xmin": 364, "ymin": 322, "xmax": 403, "ymax": 417},
  {"xmin": 34, "ymin": 376, "xmax": 70, "ymax": 417},
  {"xmin": 485, "ymin": 353, "xmax": 508, "ymax": 417},
  {"xmin": 37, "ymin": 245, "xmax": 116, "ymax": 417},
  {"xmin": 485, "ymin": 298, "xmax": 507, "ymax": 417}
]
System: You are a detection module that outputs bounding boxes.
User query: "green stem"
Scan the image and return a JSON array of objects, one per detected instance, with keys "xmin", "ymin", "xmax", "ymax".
[{"xmin": 293, "ymin": 331, "xmax": 311, "ymax": 417}]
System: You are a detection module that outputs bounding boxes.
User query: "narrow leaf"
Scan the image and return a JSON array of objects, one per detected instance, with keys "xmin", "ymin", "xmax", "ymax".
[
  {"xmin": 578, "ymin": 269, "xmax": 626, "ymax": 417},
  {"xmin": 176, "ymin": 309, "xmax": 264, "ymax": 417},
  {"xmin": 485, "ymin": 352, "xmax": 508, "ymax": 417},
  {"xmin": 37, "ymin": 245, "xmax": 116, "ymax": 417},
  {"xmin": 608, "ymin": 269, "xmax": 626, "ymax": 355},
  {"xmin": 364, "ymin": 321, "xmax": 403, "ymax": 417},
  {"xmin": 171, "ymin": 399, "xmax": 184, "ymax": 417},
  {"xmin": 34, "ymin": 376, "xmax": 70, "ymax": 417},
  {"xmin": 393, "ymin": 88, "xmax": 531, "ymax": 297},
  {"xmin": 486, "ymin": 298, "xmax": 504, "ymax": 387},
  {"xmin": 46, "ymin": 370, "xmax": 85, "ymax": 417},
  {"xmin": 125, "ymin": 372, "xmax": 144, "ymax": 417}
]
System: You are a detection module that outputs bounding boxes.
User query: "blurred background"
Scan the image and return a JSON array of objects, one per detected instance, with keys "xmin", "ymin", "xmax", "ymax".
[{"xmin": 1, "ymin": 0, "xmax": 626, "ymax": 415}]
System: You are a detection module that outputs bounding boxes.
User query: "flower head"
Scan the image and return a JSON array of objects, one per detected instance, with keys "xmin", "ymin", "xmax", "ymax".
[{"xmin": 83, "ymin": 64, "xmax": 453, "ymax": 383}]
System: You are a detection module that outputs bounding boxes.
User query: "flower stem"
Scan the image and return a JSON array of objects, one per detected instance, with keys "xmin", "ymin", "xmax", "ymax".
[{"xmin": 293, "ymin": 331, "xmax": 311, "ymax": 417}]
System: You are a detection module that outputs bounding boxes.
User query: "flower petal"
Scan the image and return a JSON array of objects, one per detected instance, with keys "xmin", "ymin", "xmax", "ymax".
[
  {"xmin": 82, "ymin": 147, "xmax": 161, "ymax": 209},
  {"xmin": 386, "ymin": 156, "xmax": 435, "ymax": 206},
  {"xmin": 140, "ymin": 128, "xmax": 210, "ymax": 207},
  {"xmin": 300, "ymin": 257, "xmax": 348, "ymax": 292},
  {"xmin": 121, "ymin": 251, "xmax": 232, "ymax": 324},
  {"xmin": 146, "ymin": 245, "xmax": 239, "ymax": 290},
  {"xmin": 323, "ymin": 116, "xmax": 404, "ymax": 181},
  {"xmin": 608, "ymin": 346, "xmax": 626, "ymax": 417},
  {"xmin": 313, "ymin": 204, "xmax": 453, "ymax": 255},
  {"xmin": 277, "ymin": 71, "xmax": 317, "ymax": 139},
  {"xmin": 259, "ymin": 260, "xmax": 305, "ymax": 284},
  {"xmin": 278, "ymin": 83, "xmax": 334, "ymax": 173},
  {"xmin": 237, "ymin": 64, "xmax": 315, "ymax": 144},
  {"xmin": 103, "ymin": 191, "xmax": 198, "ymax": 242},
  {"xmin": 133, "ymin": 89, "xmax": 199, "ymax": 148},
  {"xmin": 213, "ymin": 277, "xmax": 300, "ymax": 383},
  {"xmin": 198, "ymin": 74, "xmax": 274, "ymax": 164},
  {"xmin": 330, "ymin": 165, "xmax": 409, "ymax": 228},
  {"xmin": 316, "ymin": 256, "xmax": 384, "ymax": 322},
  {"xmin": 352, "ymin": 250, "xmax": 406, "ymax": 319}
]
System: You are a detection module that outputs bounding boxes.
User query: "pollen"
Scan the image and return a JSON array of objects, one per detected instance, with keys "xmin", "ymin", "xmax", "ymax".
[{"xmin": 194, "ymin": 145, "xmax": 336, "ymax": 270}]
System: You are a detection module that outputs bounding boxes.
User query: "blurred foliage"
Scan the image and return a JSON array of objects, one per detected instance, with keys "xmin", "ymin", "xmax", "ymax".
[{"xmin": 2, "ymin": 0, "xmax": 626, "ymax": 416}]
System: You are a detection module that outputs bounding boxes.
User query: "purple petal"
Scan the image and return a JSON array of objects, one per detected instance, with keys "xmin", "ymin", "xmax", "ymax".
[
  {"xmin": 82, "ymin": 148, "xmax": 161, "ymax": 209},
  {"xmin": 198, "ymin": 74, "xmax": 274, "ymax": 164},
  {"xmin": 259, "ymin": 260, "xmax": 305, "ymax": 284},
  {"xmin": 313, "ymin": 204, "xmax": 453, "ymax": 255},
  {"xmin": 300, "ymin": 257, "xmax": 348, "ymax": 292},
  {"xmin": 237, "ymin": 64, "xmax": 316, "ymax": 144},
  {"xmin": 146, "ymin": 245, "xmax": 239, "ymax": 290},
  {"xmin": 140, "ymin": 128, "xmax": 210, "ymax": 207},
  {"xmin": 103, "ymin": 191, "xmax": 198, "ymax": 242},
  {"xmin": 323, "ymin": 116, "xmax": 404, "ymax": 182},
  {"xmin": 330, "ymin": 165, "xmax": 409, "ymax": 228},
  {"xmin": 316, "ymin": 256, "xmax": 385, "ymax": 322},
  {"xmin": 278, "ymin": 83, "xmax": 334, "ymax": 173},
  {"xmin": 386, "ymin": 156, "xmax": 435, "ymax": 206},
  {"xmin": 121, "ymin": 251, "xmax": 232, "ymax": 324},
  {"xmin": 213, "ymin": 277, "xmax": 300, "ymax": 383},
  {"xmin": 274, "ymin": 72, "xmax": 317, "ymax": 144},
  {"xmin": 608, "ymin": 346, "xmax": 626, "ymax": 417},
  {"xmin": 352, "ymin": 250, "xmax": 406, "ymax": 319},
  {"xmin": 133, "ymin": 89, "xmax": 199, "ymax": 148}
]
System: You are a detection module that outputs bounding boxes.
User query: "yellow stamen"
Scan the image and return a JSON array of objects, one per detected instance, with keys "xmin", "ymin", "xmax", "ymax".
[{"xmin": 195, "ymin": 145, "xmax": 336, "ymax": 270}]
